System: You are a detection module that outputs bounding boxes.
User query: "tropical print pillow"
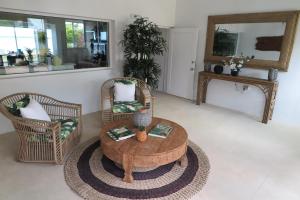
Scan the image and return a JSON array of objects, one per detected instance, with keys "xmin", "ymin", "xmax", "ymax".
[{"xmin": 6, "ymin": 95, "xmax": 30, "ymax": 116}]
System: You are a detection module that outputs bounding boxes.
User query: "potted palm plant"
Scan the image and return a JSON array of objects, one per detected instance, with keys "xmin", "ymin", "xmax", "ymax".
[{"xmin": 121, "ymin": 17, "xmax": 167, "ymax": 89}]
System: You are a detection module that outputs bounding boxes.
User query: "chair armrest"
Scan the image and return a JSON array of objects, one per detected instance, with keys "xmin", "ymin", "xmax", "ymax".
[
  {"xmin": 13, "ymin": 117, "xmax": 63, "ymax": 148},
  {"xmin": 41, "ymin": 96, "xmax": 81, "ymax": 108},
  {"xmin": 140, "ymin": 88, "xmax": 152, "ymax": 108},
  {"xmin": 43, "ymin": 103, "xmax": 82, "ymax": 120},
  {"xmin": 14, "ymin": 117, "xmax": 60, "ymax": 130}
]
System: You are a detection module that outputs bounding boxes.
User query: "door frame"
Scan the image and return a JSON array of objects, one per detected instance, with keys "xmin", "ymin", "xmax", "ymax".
[
  {"xmin": 157, "ymin": 27, "xmax": 171, "ymax": 93},
  {"xmin": 166, "ymin": 27, "xmax": 200, "ymax": 100}
]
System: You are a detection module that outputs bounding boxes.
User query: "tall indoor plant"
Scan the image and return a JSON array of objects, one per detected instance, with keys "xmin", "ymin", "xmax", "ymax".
[{"xmin": 121, "ymin": 17, "xmax": 167, "ymax": 89}]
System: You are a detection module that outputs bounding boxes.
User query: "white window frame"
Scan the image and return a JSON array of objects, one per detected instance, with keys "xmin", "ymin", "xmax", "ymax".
[{"xmin": 0, "ymin": 7, "xmax": 114, "ymax": 79}]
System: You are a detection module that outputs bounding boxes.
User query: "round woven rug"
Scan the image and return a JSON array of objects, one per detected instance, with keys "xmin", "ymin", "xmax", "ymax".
[{"xmin": 64, "ymin": 137, "xmax": 210, "ymax": 200}]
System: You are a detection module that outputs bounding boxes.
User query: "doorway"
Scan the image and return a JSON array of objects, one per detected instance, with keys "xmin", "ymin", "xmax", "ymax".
[{"xmin": 155, "ymin": 28, "xmax": 199, "ymax": 100}]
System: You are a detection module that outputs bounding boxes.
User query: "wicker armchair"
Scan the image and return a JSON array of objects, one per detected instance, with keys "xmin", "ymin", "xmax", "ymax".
[
  {"xmin": 101, "ymin": 77, "xmax": 153, "ymax": 124},
  {"xmin": 0, "ymin": 93, "xmax": 82, "ymax": 164}
]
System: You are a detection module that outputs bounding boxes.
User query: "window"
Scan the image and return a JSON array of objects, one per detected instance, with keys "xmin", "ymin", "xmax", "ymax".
[
  {"xmin": 65, "ymin": 21, "xmax": 85, "ymax": 48},
  {"xmin": 0, "ymin": 23, "xmax": 17, "ymax": 59},
  {"xmin": 0, "ymin": 11, "xmax": 111, "ymax": 76},
  {"xmin": 0, "ymin": 20, "xmax": 38, "ymax": 63}
]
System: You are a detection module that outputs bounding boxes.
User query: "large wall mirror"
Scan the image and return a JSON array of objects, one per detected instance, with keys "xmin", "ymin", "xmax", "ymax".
[
  {"xmin": 204, "ymin": 11, "xmax": 299, "ymax": 71},
  {"xmin": 0, "ymin": 11, "xmax": 111, "ymax": 75}
]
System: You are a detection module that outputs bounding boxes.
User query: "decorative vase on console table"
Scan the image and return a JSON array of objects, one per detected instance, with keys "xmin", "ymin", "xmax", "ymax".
[
  {"xmin": 214, "ymin": 65, "xmax": 224, "ymax": 74},
  {"xmin": 268, "ymin": 68, "xmax": 278, "ymax": 81},
  {"xmin": 204, "ymin": 62, "xmax": 212, "ymax": 72},
  {"xmin": 231, "ymin": 69, "xmax": 239, "ymax": 76},
  {"xmin": 223, "ymin": 54, "xmax": 252, "ymax": 77}
]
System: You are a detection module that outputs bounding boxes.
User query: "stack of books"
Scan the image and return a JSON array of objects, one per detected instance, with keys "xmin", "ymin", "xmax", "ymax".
[
  {"xmin": 107, "ymin": 126, "xmax": 135, "ymax": 141},
  {"xmin": 148, "ymin": 123, "xmax": 173, "ymax": 138}
]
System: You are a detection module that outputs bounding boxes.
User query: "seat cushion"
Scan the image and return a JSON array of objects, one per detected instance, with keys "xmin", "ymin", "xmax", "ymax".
[
  {"xmin": 28, "ymin": 118, "xmax": 78, "ymax": 142},
  {"xmin": 112, "ymin": 101, "xmax": 144, "ymax": 113},
  {"xmin": 58, "ymin": 118, "xmax": 78, "ymax": 140},
  {"xmin": 6, "ymin": 95, "xmax": 30, "ymax": 116}
]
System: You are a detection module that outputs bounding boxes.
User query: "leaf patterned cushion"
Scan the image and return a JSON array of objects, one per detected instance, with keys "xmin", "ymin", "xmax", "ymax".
[
  {"xmin": 112, "ymin": 101, "xmax": 144, "ymax": 113},
  {"xmin": 6, "ymin": 95, "xmax": 30, "ymax": 116},
  {"xmin": 58, "ymin": 118, "xmax": 78, "ymax": 140},
  {"xmin": 28, "ymin": 118, "xmax": 78, "ymax": 142},
  {"xmin": 115, "ymin": 80, "xmax": 137, "ymax": 85}
]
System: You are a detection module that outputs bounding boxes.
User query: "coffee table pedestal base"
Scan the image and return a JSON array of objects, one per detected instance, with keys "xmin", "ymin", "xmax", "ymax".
[
  {"xmin": 121, "ymin": 152, "xmax": 188, "ymax": 183},
  {"xmin": 178, "ymin": 154, "xmax": 188, "ymax": 167},
  {"xmin": 123, "ymin": 153, "xmax": 134, "ymax": 183}
]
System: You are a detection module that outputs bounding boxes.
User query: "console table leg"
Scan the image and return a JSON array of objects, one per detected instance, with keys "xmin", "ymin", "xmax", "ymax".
[
  {"xmin": 196, "ymin": 76, "xmax": 202, "ymax": 105},
  {"xmin": 262, "ymin": 83, "xmax": 278, "ymax": 124},
  {"xmin": 268, "ymin": 84, "xmax": 278, "ymax": 120},
  {"xmin": 196, "ymin": 76, "xmax": 209, "ymax": 105},
  {"xmin": 262, "ymin": 93, "xmax": 271, "ymax": 124},
  {"xmin": 122, "ymin": 154, "xmax": 134, "ymax": 183}
]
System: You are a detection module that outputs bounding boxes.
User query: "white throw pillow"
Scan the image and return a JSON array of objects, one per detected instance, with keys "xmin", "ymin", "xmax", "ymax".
[
  {"xmin": 114, "ymin": 82, "xmax": 136, "ymax": 102},
  {"xmin": 20, "ymin": 99, "xmax": 51, "ymax": 122}
]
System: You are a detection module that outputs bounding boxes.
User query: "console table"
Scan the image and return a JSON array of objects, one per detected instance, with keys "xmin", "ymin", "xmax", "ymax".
[{"xmin": 196, "ymin": 71, "xmax": 278, "ymax": 124}]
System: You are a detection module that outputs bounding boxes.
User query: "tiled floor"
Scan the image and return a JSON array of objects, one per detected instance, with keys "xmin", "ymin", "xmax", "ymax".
[{"xmin": 0, "ymin": 93, "xmax": 300, "ymax": 200}]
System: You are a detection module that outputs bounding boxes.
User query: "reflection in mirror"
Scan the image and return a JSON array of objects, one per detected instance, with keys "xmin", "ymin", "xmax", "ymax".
[
  {"xmin": 213, "ymin": 22, "xmax": 286, "ymax": 61},
  {"xmin": 0, "ymin": 11, "xmax": 110, "ymax": 75}
]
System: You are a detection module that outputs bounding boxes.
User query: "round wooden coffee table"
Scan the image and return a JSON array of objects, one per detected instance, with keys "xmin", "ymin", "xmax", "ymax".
[{"xmin": 100, "ymin": 117, "xmax": 188, "ymax": 183}]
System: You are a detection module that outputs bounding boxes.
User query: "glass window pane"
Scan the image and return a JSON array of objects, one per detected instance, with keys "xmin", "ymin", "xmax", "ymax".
[
  {"xmin": 28, "ymin": 18, "xmax": 44, "ymax": 30},
  {"xmin": 0, "ymin": 11, "xmax": 110, "ymax": 74},
  {"xmin": 73, "ymin": 22, "xmax": 85, "ymax": 48},
  {"xmin": 46, "ymin": 29, "xmax": 54, "ymax": 54},
  {"xmin": 85, "ymin": 21, "xmax": 97, "ymax": 55},
  {"xmin": 65, "ymin": 21, "xmax": 74, "ymax": 48},
  {"xmin": 15, "ymin": 27, "xmax": 38, "ymax": 63},
  {"xmin": 15, "ymin": 27, "xmax": 36, "ymax": 50},
  {"xmin": 0, "ymin": 26, "xmax": 17, "ymax": 55},
  {"xmin": 97, "ymin": 22, "xmax": 109, "ymax": 67}
]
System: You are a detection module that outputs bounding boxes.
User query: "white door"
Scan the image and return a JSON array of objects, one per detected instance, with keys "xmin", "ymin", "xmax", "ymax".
[{"xmin": 167, "ymin": 28, "xmax": 199, "ymax": 100}]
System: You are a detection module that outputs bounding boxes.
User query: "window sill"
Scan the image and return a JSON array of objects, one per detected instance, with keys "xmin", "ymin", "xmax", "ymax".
[{"xmin": 0, "ymin": 66, "xmax": 112, "ymax": 80}]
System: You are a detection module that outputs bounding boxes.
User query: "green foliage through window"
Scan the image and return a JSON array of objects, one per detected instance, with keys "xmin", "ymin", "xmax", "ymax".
[{"xmin": 65, "ymin": 21, "xmax": 85, "ymax": 48}]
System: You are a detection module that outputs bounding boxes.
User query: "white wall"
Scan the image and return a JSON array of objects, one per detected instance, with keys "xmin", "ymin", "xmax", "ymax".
[
  {"xmin": 0, "ymin": 0, "xmax": 176, "ymax": 134},
  {"xmin": 175, "ymin": 0, "xmax": 300, "ymax": 126}
]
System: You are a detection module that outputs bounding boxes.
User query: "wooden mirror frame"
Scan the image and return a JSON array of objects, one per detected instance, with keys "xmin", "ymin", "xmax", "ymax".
[{"xmin": 204, "ymin": 11, "xmax": 299, "ymax": 71}]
